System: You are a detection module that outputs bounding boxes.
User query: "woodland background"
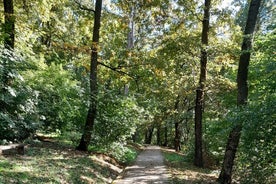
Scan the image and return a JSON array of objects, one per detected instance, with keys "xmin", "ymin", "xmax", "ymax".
[{"xmin": 0, "ymin": 0, "xmax": 275, "ymax": 183}]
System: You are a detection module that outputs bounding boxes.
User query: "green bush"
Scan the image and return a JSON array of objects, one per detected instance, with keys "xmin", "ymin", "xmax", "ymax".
[
  {"xmin": 237, "ymin": 97, "xmax": 276, "ymax": 184},
  {"xmin": 24, "ymin": 62, "xmax": 87, "ymax": 133},
  {"xmin": 235, "ymin": 31, "xmax": 276, "ymax": 184},
  {"xmin": 92, "ymin": 89, "xmax": 144, "ymax": 145},
  {"xmin": 0, "ymin": 48, "xmax": 40, "ymax": 142},
  {"xmin": 107, "ymin": 142, "xmax": 138, "ymax": 165}
]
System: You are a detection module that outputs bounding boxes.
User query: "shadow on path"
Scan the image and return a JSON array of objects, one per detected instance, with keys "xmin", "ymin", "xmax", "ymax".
[{"xmin": 113, "ymin": 145, "xmax": 170, "ymax": 184}]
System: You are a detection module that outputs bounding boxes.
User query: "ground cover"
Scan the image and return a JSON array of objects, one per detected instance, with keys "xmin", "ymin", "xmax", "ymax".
[
  {"xmin": 0, "ymin": 138, "xmax": 133, "ymax": 184},
  {"xmin": 162, "ymin": 148, "xmax": 220, "ymax": 184}
]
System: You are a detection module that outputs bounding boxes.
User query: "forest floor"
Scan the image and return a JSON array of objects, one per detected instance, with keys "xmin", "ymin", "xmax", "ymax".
[
  {"xmin": 162, "ymin": 147, "xmax": 220, "ymax": 184},
  {"xmin": 0, "ymin": 137, "xmax": 124, "ymax": 183},
  {"xmin": 0, "ymin": 138, "xmax": 220, "ymax": 183}
]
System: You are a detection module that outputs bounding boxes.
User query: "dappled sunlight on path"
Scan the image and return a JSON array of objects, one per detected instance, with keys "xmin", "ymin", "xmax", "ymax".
[{"xmin": 113, "ymin": 146, "xmax": 170, "ymax": 184}]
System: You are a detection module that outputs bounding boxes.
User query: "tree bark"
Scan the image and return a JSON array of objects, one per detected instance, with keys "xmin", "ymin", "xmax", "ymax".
[
  {"xmin": 174, "ymin": 96, "xmax": 181, "ymax": 151},
  {"xmin": 194, "ymin": 0, "xmax": 211, "ymax": 168},
  {"xmin": 175, "ymin": 120, "xmax": 181, "ymax": 152},
  {"xmin": 123, "ymin": 4, "xmax": 135, "ymax": 95},
  {"xmin": 144, "ymin": 125, "xmax": 154, "ymax": 144},
  {"xmin": 163, "ymin": 124, "xmax": 168, "ymax": 147},
  {"xmin": 76, "ymin": 0, "xmax": 103, "ymax": 151},
  {"xmin": 0, "ymin": 0, "xmax": 15, "ymax": 112},
  {"xmin": 156, "ymin": 123, "xmax": 161, "ymax": 145},
  {"xmin": 218, "ymin": 0, "xmax": 261, "ymax": 183},
  {"xmin": 237, "ymin": 0, "xmax": 262, "ymax": 106},
  {"xmin": 3, "ymin": 0, "xmax": 15, "ymax": 49}
]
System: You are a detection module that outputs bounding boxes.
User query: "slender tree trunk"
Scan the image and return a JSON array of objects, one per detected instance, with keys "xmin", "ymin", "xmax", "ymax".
[
  {"xmin": 144, "ymin": 125, "xmax": 154, "ymax": 144},
  {"xmin": 194, "ymin": 0, "xmax": 211, "ymax": 167},
  {"xmin": 123, "ymin": 4, "xmax": 135, "ymax": 95},
  {"xmin": 3, "ymin": 0, "xmax": 15, "ymax": 49},
  {"xmin": 218, "ymin": 0, "xmax": 261, "ymax": 183},
  {"xmin": 175, "ymin": 120, "xmax": 181, "ymax": 152},
  {"xmin": 76, "ymin": 0, "xmax": 103, "ymax": 151},
  {"xmin": 127, "ymin": 5, "xmax": 135, "ymax": 49},
  {"xmin": 174, "ymin": 96, "xmax": 181, "ymax": 151},
  {"xmin": 163, "ymin": 124, "xmax": 168, "ymax": 147},
  {"xmin": 156, "ymin": 123, "xmax": 161, "ymax": 145}
]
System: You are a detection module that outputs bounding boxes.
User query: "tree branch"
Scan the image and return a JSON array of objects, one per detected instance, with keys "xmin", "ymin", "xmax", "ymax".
[
  {"xmin": 98, "ymin": 61, "xmax": 137, "ymax": 79},
  {"xmin": 117, "ymin": 63, "xmax": 150, "ymax": 69},
  {"xmin": 74, "ymin": 0, "xmax": 95, "ymax": 12}
]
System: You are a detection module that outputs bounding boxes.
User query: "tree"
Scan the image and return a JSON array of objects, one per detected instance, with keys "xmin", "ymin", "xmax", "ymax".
[
  {"xmin": 76, "ymin": 0, "xmax": 103, "ymax": 151},
  {"xmin": 0, "ymin": 0, "xmax": 15, "ymax": 112},
  {"xmin": 3, "ymin": 0, "xmax": 15, "ymax": 49},
  {"xmin": 194, "ymin": 0, "xmax": 211, "ymax": 167},
  {"xmin": 218, "ymin": 0, "xmax": 262, "ymax": 183},
  {"xmin": 174, "ymin": 96, "xmax": 181, "ymax": 151}
]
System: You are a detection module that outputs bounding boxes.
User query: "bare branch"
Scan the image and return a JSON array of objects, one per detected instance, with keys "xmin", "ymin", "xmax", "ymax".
[
  {"xmin": 98, "ymin": 61, "xmax": 137, "ymax": 79},
  {"xmin": 117, "ymin": 63, "xmax": 150, "ymax": 69},
  {"xmin": 74, "ymin": 0, "xmax": 95, "ymax": 12}
]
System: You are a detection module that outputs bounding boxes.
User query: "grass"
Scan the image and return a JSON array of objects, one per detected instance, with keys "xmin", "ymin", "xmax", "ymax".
[
  {"xmin": 0, "ymin": 139, "xmax": 129, "ymax": 184},
  {"xmin": 162, "ymin": 148, "xmax": 220, "ymax": 184}
]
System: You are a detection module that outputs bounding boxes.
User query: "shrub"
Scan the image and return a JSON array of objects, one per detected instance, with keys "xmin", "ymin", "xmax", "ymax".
[
  {"xmin": 0, "ymin": 48, "xmax": 40, "ymax": 142},
  {"xmin": 24, "ymin": 62, "xmax": 87, "ymax": 133},
  {"xmin": 237, "ymin": 97, "xmax": 276, "ymax": 184}
]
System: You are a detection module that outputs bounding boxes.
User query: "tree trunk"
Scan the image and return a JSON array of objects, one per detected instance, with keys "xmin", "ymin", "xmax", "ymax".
[
  {"xmin": 0, "ymin": 0, "xmax": 15, "ymax": 112},
  {"xmin": 127, "ymin": 5, "xmax": 135, "ymax": 49},
  {"xmin": 156, "ymin": 123, "xmax": 161, "ymax": 146},
  {"xmin": 218, "ymin": 0, "xmax": 261, "ymax": 183},
  {"xmin": 144, "ymin": 125, "xmax": 154, "ymax": 144},
  {"xmin": 163, "ymin": 124, "xmax": 168, "ymax": 147},
  {"xmin": 218, "ymin": 125, "xmax": 242, "ymax": 184},
  {"xmin": 3, "ymin": 0, "xmax": 15, "ymax": 49},
  {"xmin": 174, "ymin": 96, "xmax": 181, "ymax": 151},
  {"xmin": 194, "ymin": 0, "xmax": 211, "ymax": 168},
  {"xmin": 76, "ymin": 0, "xmax": 103, "ymax": 151},
  {"xmin": 237, "ymin": 0, "xmax": 262, "ymax": 106},
  {"xmin": 175, "ymin": 120, "xmax": 181, "ymax": 152},
  {"xmin": 123, "ymin": 4, "xmax": 135, "ymax": 95}
]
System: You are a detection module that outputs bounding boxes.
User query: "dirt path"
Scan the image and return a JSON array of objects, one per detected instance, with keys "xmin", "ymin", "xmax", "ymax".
[{"xmin": 113, "ymin": 145, "xmax": 170, "ymax": 184}]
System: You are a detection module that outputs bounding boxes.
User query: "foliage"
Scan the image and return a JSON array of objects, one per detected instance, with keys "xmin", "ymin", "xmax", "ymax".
[
  {"xmin": 0, "ymin": 1, "xmax": 275, "ymax": 182},
  {"xmin": 106, "ymin": 142, "xmax": 139, "ymax": 165},
  {"xmin": 23, "ymin": 61, "xmax": 87, "ymax": 133},
  {"xmin": 163, "ymin": 151, "xmax": 187, "ymax": 164},
  {"xmin": 92, "ymin": 89, "xmax": 144, "ymax": 145},
  {"xmin": 235, "ymin": 31, "xmax": 276, "ymax": 184},
  {"xmin": 237, "ymin": 97, "xmax": 276, "ymax": 184},
  {"xmin": 0, "ymin": 48, "xmax": 40, "ymax": 142}
]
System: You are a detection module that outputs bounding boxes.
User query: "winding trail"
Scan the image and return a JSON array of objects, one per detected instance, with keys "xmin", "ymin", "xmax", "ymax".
[{"xmin": 113, "ymin": 145, "xmax": 170, "ymax": 184}]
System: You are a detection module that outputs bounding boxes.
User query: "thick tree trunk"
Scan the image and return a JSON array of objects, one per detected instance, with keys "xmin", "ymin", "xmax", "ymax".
[
  {"xmin": 194, "ymin": 0, "xmax": 211, "ymax": 168},
  {"xmin": 218, "ymin": 125, "xmax": 242, "ymax": 184},
  {"xmin": 1, "ymin": 0, "xmax": 15, "ymax": 112},
  {"xmin": 218, "ymin": 0, "xmax": 261, "ymax": 183},
  {"xmin": 76, "ymin": 0, "xmax": 103, "ymax": 151},
  {"xmin": 237, "ymin": 0, "xmax": 261, "ymax": 106}
]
